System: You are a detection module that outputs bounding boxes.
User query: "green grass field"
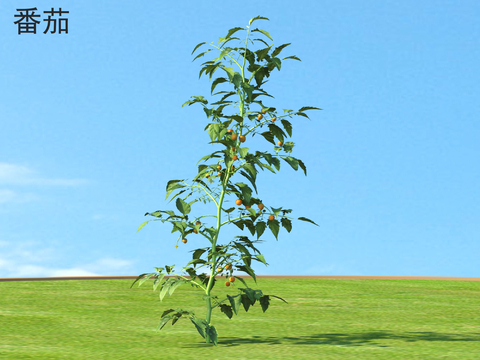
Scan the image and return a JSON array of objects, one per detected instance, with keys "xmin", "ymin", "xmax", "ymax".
[{"xmin": 0, "ymin": 277, "xmax": 479, "ymax": 359}]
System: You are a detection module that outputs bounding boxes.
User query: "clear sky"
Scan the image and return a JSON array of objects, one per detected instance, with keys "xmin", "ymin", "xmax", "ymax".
[{"xmin": 1, "ymin": 1, "xmax": 479, "ymax": 278}]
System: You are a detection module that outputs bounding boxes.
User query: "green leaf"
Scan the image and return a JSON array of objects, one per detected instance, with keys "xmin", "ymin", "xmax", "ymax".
[
  {"xmin": 255, "ymin": 46, "xmax": 273, "ymax": 62},
  {"xmin": 298, "ymin": 158, "xmax": 307, "ymax": 176},
  {"xmin": 298, "ymin": 217, "xmax": 319, "ymax": 226},
  {"xmin": 176, "ymin": 198, "xmax": 192, "ymax": 215},
  {"xmin": 191, "ymin": 42, "xmax": 207, "ymax": 55},
  {"xmin": 192, "ymin": 248, "xmax": 207, "ymax": 260},
  {"xmin": 282, "ymin": 55, "xmax": 301, "ymax": 62},
  {"xmin": 157, "ymin": 315, "xmax": 173, "ymax": 331},
  {"xmin": 230, "ymin": 114, "xmax": 244, "ymax": 123},
  {"xmin": 251, "ymin": 28, "xmax": 273, "ymax": 41},
  {"xmin": 168, "ymin": 278, "xmax": 186, "ymax": 297},
  {"xmin": 255, "ymin": 253, "xmax": 268, "ymax": 266},
  {"xmin": 238, "ymin": 170, "xmax": 258, "ymax": 194},
  {"xmin": 171, "ymin": 221, "xmax": 186, "ymax": 234},
  {"xmin": 159, "ymin": 277, "xmax": 185, "ymax": 301},
  {"xmin": 219, "ymin": 37, "xmax": 241, "ymax": 49},
  {"xmin": 255, "ymin": 221, "xmax": 266, "ymax": 239},
  {"xmin": 222, "ymin": 66, "xmax": 235, "ymax": 81},
  {"xmin": 168, "ymin": 189, "xmax": 187, "ymax": 204},
  {"xmin": 214, "ymin": 47, "xmax": 233, "ymax": 62},
  {"xmin": 282, "ymin": 142, "xmax": 295, "ymax": 154},
  {"xmin": 137, "ymin": 220, "xmax": 149, "ymax": 233},
  {"xmin": 232, "ymin": 220, "xmax": 245, "ymax": 231},
  {"xmin": 243, "ymin": 219, "xmax": 256, "ymax": 236},
  {"xmin": 145, "ymin": 211, "xmax": 162, "ymax": 218},
  {"xmin": 223, "ymin": 27, "xmax": 245, "ymax": 40},
  {"xmin": 227, "ymin": 294, "xmax": 242, "ymax": 315},
  {"xmin": 136, "ymin": 272, "xmax": 157, "ymax": 287},
  {"xmin": 160, "ymin": 308, "xmax": 176, "ymax": 318},
  {"xmin": 270, "ymin": 157, "xmax": 281, "ymax": 171},
  {"xmin": 236, "ymin": 182, "xmax": 253, "ymax": 204},
  {"xmin": 243, "ymin": 254, "xmax": 252, "ymax": 268},
  {"xmin": 246, "ymin": 153, "xmax": 267, "ymax": 172},
  {"xmin": 204, "ymin": 227, "xmax": 218, "ymax": 240},
  {"xmin": 243, "ymin": 163, "xmax": 257, "ymax": 182},
  {"xmin": 219, "ymin": 304, "xmax": 233, "ymax": 319},
  {"xmin": 197, "ymin": 162, "xmax": 210, "ymax": 173},
  {"xmin": 298, "ymin": 106, "xmax": 323, "ymax": 112},
  {"xmin": 296, "ymin": 112, "xmax": 310, "ymax": 119},
  {"xmin": 254, "ymin": 37, "xmax": 270, "ymax": 46},
  {"xmin": 234, "ymin": 276, "xmax": 249, "ymax": 288},
  {"xmin": 214, "ymin": 91, "xmax": 236, "ymax": 103},
  {"xmin": 192, "ymin": 49, "xmax": 212, "ymax": 63},
  {"xmin": 232, "ymin": 73, "xmax": 243, "ymax": 89},
  {"xmin": 268, "ymin": 124, "xmax": 286, "ymax": 143},
  {"xmin": 239, "ymin": 287, "xmax": 257, "ymax": 304},
  {"xmin": 210, "ymin": 77, "xmax": 228, "ymax": 95},
  {"xmin": 203, "ymin": 107, "xmax": 214, "ymax": 118},
  {"xmin": 271, "ymin": 57, "xmax": 281, "ymax": 71},
  {"xmin": 240, "ymin": 294, "xmax": 253, "ymax": 312},
  {"xmin": 252, "ymin": 91, "xmax": 274, "ymax": 101},
  {"xmin": 190, "ymin": 317, "xmax": 208, "ymax": 339},
  {"xmin": 218, "ymin": 127, "xmax": 228, "ymax": 141},
  {"xmin": 159, "ymin": 309, "xmax": 195, "ymax": 328},
  {"xmin": 283, "ymin": 156, "xmax": 299, "ymax": 171},
  {"xmin": 248, "ymin": 16, "xmax": 269, "ymax": 26},
  {"xmin": 268, "ymin": 219, "xmax": 280, "ymax": 240},
  {"xmin": 271, "ymin": 43, "xmax": 291, "ymax": 58},
  {"xmin": 129, "ymin": 272, "xmax": 149, "ymax": 289},
  {"xmin": 262, "ymin": 152, "xmax": 273, "ymax": 166},
  {"xmin": 207, "ymin": 140, "xmax": 230, "ymax": 148},
  {"xmin": 239, "ymin": 147, "xmax": 249, "ymax": 158},
  {"xmin": 185, "ymin": 268, "xmax": 197, "ymax": 286},
  {"xmin": 171, "ymin": 312, "xmax": 183, "ymax": 326},
  {"xmin": 241, "ymin": 48, "xmax": 256, "ymax": 67},
  {"xmin": 165, "ymin": 180, "xmax": 185, "ymax": 200},
  {"xmin": 159, "ymin": 278, "xmax": 174, "ymax": 301},
  {"xmin": 259, "ymin": 295, "xmax": 270, "ymax": 312},
  {"xmin": 254, "ymin": 289, "xmax": 264, "ymax": 301},
  {"xmin": 241, "ymin": 81, "xmax": 254, "ymax": 102},
  {"xmin": 252, "ymin": 66, "xmax": 269, "ymax": 88},
  {"xmin": 259, "ymin": 131, "xmax": 276, "ymax": 146},
  {"xmin": 233, "ymin": 241, "xmax": 251, "ymax": 256},
  {"xmin": 181, "ymin": 95, "xmax": 209, "ymax": 108},
  {"xmin": 205, "ymin": 324, "xmax": 218, "ymax": 346},
  {"xmin": 281, "ymin": 218, "xmax": 293, "ymax": 233},
  {"xmin": 208, "ymin": 123, "xmax": 220, "ymax": 142},
  {"xmin": 236, "ymin": 264, "xmax": 257, "ymax": 283},
  {"xmin": 186, "ymin": 258, "xmax": 207, "ymax": 268},
  {"xmin": 280, "ymin": 119, "xmax": 293, "ymax": 137},
  {"xmin": 206, "ymin": 63, "xmax": 221, "ymax": 81},
  {"xmin": 271, "ymin": 206, "xmax": 283, "ymax": 217},
  {"xmin": 153, "ymin": 273, "xmax": 166, "ymax": 291},
  {"xmin": 269, "ymin": 294, "xmax": 289, "ymax": 304}
]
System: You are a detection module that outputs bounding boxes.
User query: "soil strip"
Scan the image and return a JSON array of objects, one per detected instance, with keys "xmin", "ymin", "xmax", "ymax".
[{"xmin": 1, "ymin": 275, "xmax": 479, "ymax": 282}]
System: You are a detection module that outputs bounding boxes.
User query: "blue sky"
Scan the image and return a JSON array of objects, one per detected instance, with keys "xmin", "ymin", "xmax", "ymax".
[{"xmin": 1, "ymin": 1, "xmax": 479, "ymax": 278}]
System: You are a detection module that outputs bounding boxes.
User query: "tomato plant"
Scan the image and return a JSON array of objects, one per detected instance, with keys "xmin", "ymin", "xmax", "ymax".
[{"xmin": 131, "ymin": 16, "xmax": 320, "ymax": 347}]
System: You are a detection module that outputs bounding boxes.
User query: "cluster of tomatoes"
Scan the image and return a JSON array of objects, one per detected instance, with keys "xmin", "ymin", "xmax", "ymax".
[
  {"xmin": 234, "ymin": 199, "xmax": 274, "ymax": 220},
  {"xmin": 205, "ymin": 108, "xmax": 283, "ymax": 180},
  {"xmin": 183, "ymin": 109, "xmax": 280, "ymax": 285},
  {"xmin": 227, "ymin": 108, "xmax": 282, "ymax": 147},
  {"xmin": 217, "ymin": 264, "xmax": 235, "ymax": 286}
]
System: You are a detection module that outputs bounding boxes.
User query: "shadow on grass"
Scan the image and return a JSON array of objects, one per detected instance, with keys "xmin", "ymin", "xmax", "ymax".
[{"xmin": 182, "ymin": 331, "xmax": 480, "ymax": 348}]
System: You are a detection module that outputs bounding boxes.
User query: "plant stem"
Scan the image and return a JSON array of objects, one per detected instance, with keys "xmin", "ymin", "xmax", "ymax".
[
  {"xmin": 204, "ymin": 28, "xmax": 250, "ymax": 345},
  {"xmin": 204, "ymin": 175, "xmax": 228, "ymax": 343}
]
